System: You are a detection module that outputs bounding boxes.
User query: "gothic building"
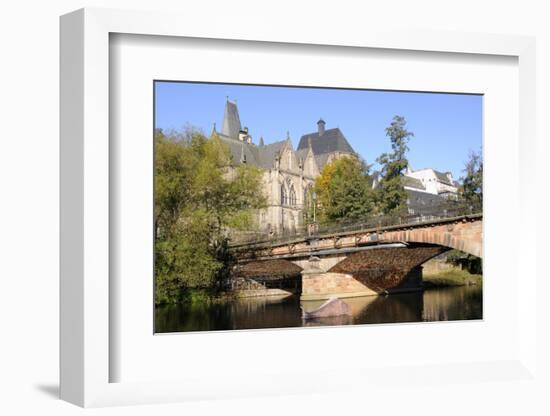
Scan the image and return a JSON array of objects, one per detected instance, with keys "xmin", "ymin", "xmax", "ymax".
[
  {"xmin": 210, "ymin": 100, "xmax": 356, "ymax": 234},
  {"xmin": 209, "ymin": 99, "xmax": 458, "ymax": 232}
]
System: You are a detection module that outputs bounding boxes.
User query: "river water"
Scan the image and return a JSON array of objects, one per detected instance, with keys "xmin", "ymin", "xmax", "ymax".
[{"xmin": 155, "ymin": 285, "xmax": 482, "ymax": 333}]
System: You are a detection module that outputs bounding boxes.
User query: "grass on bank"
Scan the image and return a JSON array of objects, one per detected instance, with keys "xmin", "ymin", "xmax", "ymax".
[{"xmin": 423, "ymin": 269, "xmax": 482, "ymax": 289}]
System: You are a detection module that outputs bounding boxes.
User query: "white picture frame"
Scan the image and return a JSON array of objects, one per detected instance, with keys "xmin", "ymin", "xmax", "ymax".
[{"xmin": 60, "ymin": 7, "xmax": 538, "ymax": 408}]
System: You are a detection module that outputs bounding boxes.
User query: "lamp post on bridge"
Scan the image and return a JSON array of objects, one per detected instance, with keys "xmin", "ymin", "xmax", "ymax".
[
  {"xmin": 308, "ymin": 191, "xmax": 318, "ymax": 236},
  {"xmin": 312, "ymin": 191, "xmax": 317, "ymax": 224}
]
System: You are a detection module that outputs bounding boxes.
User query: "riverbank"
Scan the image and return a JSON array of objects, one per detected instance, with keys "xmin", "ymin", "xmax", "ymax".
[
  {"xmin": 157, "ymin": 270, "xmax": 482, "ymax": 307},
  {"xmin": 423, "ymin": 269, "xmax": 482, "ymax": 288}
]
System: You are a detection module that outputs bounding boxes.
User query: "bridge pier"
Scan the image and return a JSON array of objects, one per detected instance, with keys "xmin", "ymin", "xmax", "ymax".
[
  {"xmin": 301, "ymin": 270, "xmax": 380, "ymax": 300},
  {"xmin": 300, "ymin": 256, "xmax": 424, "ymax": 301}
]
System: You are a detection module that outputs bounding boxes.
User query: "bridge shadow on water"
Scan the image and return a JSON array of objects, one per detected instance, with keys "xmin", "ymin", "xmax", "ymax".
[{"xmin": 155, "ymin": 285, "xmax": 482, "ymax": 333}]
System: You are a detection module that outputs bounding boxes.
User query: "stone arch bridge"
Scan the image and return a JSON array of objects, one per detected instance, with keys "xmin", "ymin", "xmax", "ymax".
[{"xmin": 230, "ymin": 214, "xmax": 482, "ymax": 300}]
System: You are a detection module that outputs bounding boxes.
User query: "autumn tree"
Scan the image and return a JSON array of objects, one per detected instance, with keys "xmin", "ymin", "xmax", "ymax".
[
  {"xmin": 375, "ymin": 115, "xmax": 414, "ymax": 214},
  {"xmin": 312, "ymin": 156, "xmax": 375, "ymax": 224},
  {"xmin": 154, "ymin": 128, "xmax": 266, "ymax": 304}
]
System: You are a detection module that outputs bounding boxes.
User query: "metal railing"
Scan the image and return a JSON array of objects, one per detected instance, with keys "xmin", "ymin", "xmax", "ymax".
[{"xmin": 229, "ymin": 203, "xmax": 482, "ymax": 248}]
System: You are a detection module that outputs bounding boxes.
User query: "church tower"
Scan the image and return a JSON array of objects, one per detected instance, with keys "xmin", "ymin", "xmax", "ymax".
[{"xmin": 221, "ymin": 99, "xmax": 242, "ymax": 139}]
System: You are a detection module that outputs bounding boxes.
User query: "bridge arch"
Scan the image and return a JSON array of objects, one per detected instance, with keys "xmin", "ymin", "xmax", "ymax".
[
  {"xmin": 236, "ymin": 259, "xmax": 302, "ymax": 279},
  {"xmin": 327, "ymin": 244, "xmax": 448, "ymax": 276},
  {"xmin": 376, "ymin": 220, "xmax": 482, "ymax": 258}
]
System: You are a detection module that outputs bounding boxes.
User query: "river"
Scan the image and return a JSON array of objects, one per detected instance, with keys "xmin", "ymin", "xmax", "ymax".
[{"xmin": 155, "ymin": 285, "xmax": 482, "ymax": 333}]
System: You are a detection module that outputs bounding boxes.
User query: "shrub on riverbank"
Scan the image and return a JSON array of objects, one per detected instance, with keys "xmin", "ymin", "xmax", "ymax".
[
  {"xmin": 423, "ymin": 269, "xmax": 482, "ymax": 289},
  {"xmin": 154, "ymin": 129, "xmax": 266, "ymax": 305}
]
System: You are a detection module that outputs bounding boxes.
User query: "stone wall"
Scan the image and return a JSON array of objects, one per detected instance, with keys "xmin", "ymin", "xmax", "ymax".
[
  {"xmin": 301, "ymin": 267, "xmax": 423, "ymax": 301},
  {"xmin": 231, "ymin": 277, "xmax": 298, "ymax": 298}
]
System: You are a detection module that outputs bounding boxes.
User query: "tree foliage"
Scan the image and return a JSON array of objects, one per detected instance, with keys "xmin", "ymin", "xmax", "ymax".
[
  {"xmin": 309, "ymin": 116, "xmax": 413, "ymax": 224},
  {"xmin": 154, "ymin": 128, "xmax": 266, "ymax": 304},
  {"xmin": 313, "ymin": 156, "xmax": 375, "ymax": 224},
  {"xmin": 375, "ymin": 115, "xmax": 414, "ymax": 214},
  {"xmin": 460, "ymin": 149, "xmax": 483, "ymax": 208}
]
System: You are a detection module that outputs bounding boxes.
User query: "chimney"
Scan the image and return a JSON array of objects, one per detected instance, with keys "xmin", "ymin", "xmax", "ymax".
[{"xmin": 317, "ymin": 118, "xmax": 326, "ymax": 136}]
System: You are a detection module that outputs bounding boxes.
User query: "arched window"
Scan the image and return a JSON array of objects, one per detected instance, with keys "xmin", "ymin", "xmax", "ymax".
[
  {"xmin": 304, "ymin": 184, "xmax": 312, "ymax": 209},
  {"xmin": 281, "ymin": 185, "xmax": 288, "ymax": 206},
  {"xmin": 289, "ymin": 185, "xmax": 297, "ymax": 206}
]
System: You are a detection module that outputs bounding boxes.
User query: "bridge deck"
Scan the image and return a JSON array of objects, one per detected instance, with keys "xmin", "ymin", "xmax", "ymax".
[{"xmin": 230, "ymin": 213, "xmax": 482, "ymax": 251}]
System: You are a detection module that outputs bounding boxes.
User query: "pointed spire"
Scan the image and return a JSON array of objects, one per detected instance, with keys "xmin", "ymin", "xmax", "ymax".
[
  {"xmin": 259, "ymin": 136, "xmax": 264, "ymax": 146},
  {"xmin": 211, "ymin": 122, "xmax": 217, "ymax": 134},
  {"xmin": 222, "ymin": 99, "xmax": 242, "ymax": 139},
  {"xmin": 308, "ymin": 136, "xmax": 313, "ymax": 150}
]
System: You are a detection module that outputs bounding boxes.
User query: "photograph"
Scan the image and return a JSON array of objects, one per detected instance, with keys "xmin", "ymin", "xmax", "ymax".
[
  {"xmin": 2, "ymin": 0, "xmax": 545, "ymax": 412},
  {"xmin": 153, "ymin": 81, "xmax": 483, "ymax": 333}
]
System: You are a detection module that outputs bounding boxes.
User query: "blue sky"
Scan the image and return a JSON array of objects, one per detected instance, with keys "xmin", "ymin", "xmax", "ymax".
[{"xmin": 155, "ymin": 82, "xmax": 482, "ymax": 180}]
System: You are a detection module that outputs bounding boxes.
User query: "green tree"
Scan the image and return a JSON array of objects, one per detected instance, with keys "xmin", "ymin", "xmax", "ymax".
[
  {"xmin": 460, "ymin": 149, "xmax": 483, "ymax": 208},
  {"xmin": 154, "ymin": 128, "xmax": 266, "ymax": 304},
  {"xmin": 312, "ymin": 156, "xmax": 375, "ymax": 224},
  {"xmin": 375, "ymin": 115, "xmax": 414, "ymax": 214}
]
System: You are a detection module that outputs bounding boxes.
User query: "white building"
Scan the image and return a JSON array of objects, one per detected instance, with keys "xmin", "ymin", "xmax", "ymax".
[{"xmin": 404, "ymin": 167, "xmax": 459, "ymax": 199}]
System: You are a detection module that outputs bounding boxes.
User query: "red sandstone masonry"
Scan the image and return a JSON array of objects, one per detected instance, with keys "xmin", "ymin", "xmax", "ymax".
[
  {"xmin": 235, "ymin": 217, "xmax": 482, "ymax": 300},
  {"xmin": 235, "ymin": 216, "xmax": 482, "ymax": 262}
]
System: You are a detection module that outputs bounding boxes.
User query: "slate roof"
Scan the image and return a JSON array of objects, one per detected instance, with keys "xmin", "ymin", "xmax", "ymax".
[
  {"xmin": 297, "ymin": 127, "xmax": 355, "ymax": 155},
  {"xmin": 433, "ymin": 170, "xmax": 453, "ymax": 185},
  {"xmin": 257, "ymin": 140, "xmax": 287, "ymax": 169},
  {"xmin": 403, "ymin": 176, "xmax": 426, "ymax": 191},
  {"xmin": 215, "ymin": 134, "xmax": 257, "ymax": 165},
  {"xmin": 216, "ymin": 103, "xmax": 356, "ymax": 172},
  {"xmin": 216, "ymin": 133, "xmax": 293, "ymax": 169},
  {"xmin": 221, "ymin": 100, "xmax": 242, "ymax": 139},
  {"xmin": 314, "ymin": 153, "xmax": 331, "ymax": 170}
]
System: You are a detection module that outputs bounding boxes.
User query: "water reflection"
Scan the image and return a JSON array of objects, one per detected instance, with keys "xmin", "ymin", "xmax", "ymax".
[{"xmin": 155, "ymin": 286, "xmax": 482, "ymax": 333}]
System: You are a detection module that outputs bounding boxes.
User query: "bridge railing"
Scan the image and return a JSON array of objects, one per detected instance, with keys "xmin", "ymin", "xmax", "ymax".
[{"xmin": 229, "ymin": 203, "xmax": 482, "ymax": 247}]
